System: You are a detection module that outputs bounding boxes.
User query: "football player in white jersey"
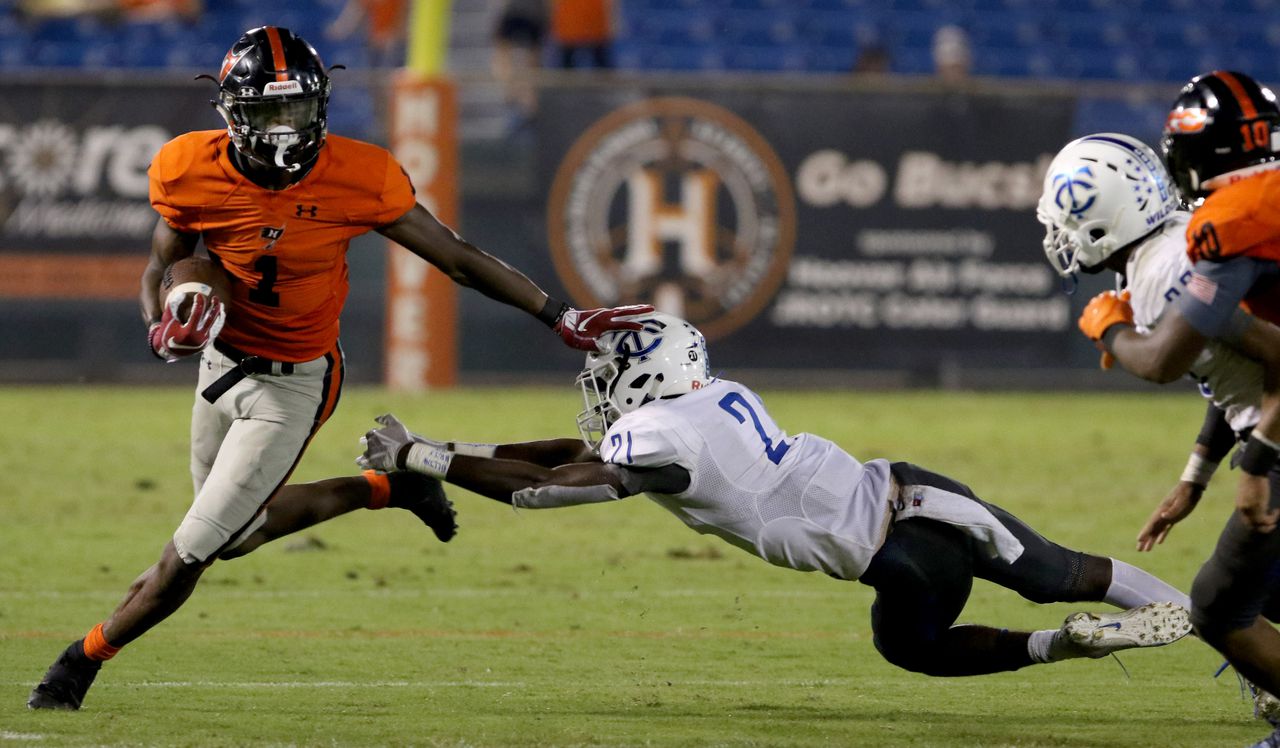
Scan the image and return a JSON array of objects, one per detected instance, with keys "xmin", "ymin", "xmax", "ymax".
[
  {"xmin": 359, "ymin": 312, "xmax": 1194, "ymax": 679},
  {"xmin": 1037, "ymin": 133, "xmax": 1263, "ymax": 551},
  {"xmin": 1037, "ymin": 132, "xmax": 1280, "ymax": 738}
]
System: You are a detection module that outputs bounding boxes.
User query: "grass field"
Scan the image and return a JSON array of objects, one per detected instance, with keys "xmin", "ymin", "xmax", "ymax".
[{"xmin": 0, "ymin": 385, "xmax": 1271, "ymax": 747}]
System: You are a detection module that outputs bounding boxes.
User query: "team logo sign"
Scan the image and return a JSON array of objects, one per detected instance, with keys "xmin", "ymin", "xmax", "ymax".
[{"xmin": 547, "ymin": 97, "xmax": 796, "ymax": 341}]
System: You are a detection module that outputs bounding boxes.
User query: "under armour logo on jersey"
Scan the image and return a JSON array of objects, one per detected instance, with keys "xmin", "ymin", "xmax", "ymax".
[
  {"xmin": 296, "ymin": 204, "xmax": 318, "ymax": 218},
  {"xmin": 260, "ymin": 226, "xmax": 285, "ymax": 251},
  {"xmin": 1051, "ymin": 166, "xmax": 1098, "ymax": 218}
]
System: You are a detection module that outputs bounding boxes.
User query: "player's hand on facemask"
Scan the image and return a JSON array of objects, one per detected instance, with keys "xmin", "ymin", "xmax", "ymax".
[
  {"xmin": 1077, "ymin": 289, "xmax": 1133, "ymax": 342},
  {"xmin": 555, "ymin": 304, "xmax": 655, "ymax": 353}
]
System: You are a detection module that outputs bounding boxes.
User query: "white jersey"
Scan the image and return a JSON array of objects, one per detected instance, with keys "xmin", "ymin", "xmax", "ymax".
[
  {"xmin": 600, "ymin": 379, "xmax": 894, "ymax": 581},
  {"xmin": 1125, "ymin": 212, "xmax": 1262, "ymax": 433}
]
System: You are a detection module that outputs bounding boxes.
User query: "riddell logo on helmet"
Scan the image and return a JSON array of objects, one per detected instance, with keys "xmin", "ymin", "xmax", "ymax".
[
  {"xmin": 264, "ymin": 81, "xmax": 303, "ymax": 96},
  {"xmin": 547, "ymin": 97, "xmax": 796, "ymax": 342},
  {"xmin": 1165, "ymin": 108, "xmax": 1209, "ymax": 134}
]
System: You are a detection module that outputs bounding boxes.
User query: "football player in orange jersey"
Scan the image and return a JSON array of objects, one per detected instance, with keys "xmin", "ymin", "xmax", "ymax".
[
  {"xmin": 1073, "ymin": 71, "xmax": 1280, "ymax": 746},
  {"xmin": 27, "ymin": 26, "xmax": 650, "ymax": 711}
]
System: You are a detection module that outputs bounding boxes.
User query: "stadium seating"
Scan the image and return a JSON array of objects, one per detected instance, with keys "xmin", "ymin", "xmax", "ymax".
[{"xmin": 0, "ymin": 0, "xmax": 1278, "ymax": 83}]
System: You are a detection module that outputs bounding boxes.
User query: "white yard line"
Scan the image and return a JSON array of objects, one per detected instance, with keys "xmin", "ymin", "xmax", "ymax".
[{"xmin": 0, "ymin": 678, "xmax": 852, "ymax": 690}]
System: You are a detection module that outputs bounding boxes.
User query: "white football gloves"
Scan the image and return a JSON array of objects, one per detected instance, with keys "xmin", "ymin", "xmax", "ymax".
[{"xmin": 358, "ymin": 413, "xmax": 452, "ymax": 477}]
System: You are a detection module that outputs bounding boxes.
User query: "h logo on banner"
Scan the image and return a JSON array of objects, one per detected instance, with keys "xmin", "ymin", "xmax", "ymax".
[{"xmin": 624, "ymin": 168, "xmax": 718, "ymax": 277}]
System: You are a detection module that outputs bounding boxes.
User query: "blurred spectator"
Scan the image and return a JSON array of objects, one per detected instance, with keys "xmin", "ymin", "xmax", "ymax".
[
  {"xmin": 19, "ymin": 0, "xmax": 198, "ymax": 21},
  {"xmin": 17, "ymin": 0, "xmax": 111, "ymax": 17},
  {"xmin": 932, "ymin": 25, "xmax": 972, "ymax": 83},
  {"xmin": 326, "ymin": 0, "xmax": 408, "ymax": 68},
  {"xmin": 492, "ymin": 0, "xmax": 547, "ymax": 129},
  {"xmin": 551, "ymin": 0, "xmax": 612, "ymax": 69},
  {"xmin": 852, "ymin": 44, "xmax": 891, "ymax": 76},
  {"xmin": 116, "ymin": 0, "xmax": 200, "ymax": 22}
]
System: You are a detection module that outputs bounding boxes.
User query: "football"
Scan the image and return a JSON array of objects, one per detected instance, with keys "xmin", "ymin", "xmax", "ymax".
[
  {"xmin": 152, "ymin": 255, "xmax": 231, "ymax": 360},
  {"xmin": 160, "ymin": 255, "xmax": 231, "ymax": 309}
]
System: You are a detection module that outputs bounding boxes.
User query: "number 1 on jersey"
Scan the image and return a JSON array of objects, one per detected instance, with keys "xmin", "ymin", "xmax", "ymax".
[
  {"xmin": 249, "ymin": 255, "xmax": 280, "ymax": 306},
  {"xmin": 718, "ymin": 392, "xmax": 790, "ymax": 465}
]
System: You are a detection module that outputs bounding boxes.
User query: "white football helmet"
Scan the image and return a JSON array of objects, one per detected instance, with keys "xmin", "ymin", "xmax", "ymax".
[
  {"xmin": 1036, "ymin": 133, "xmax": 1180, "ymax": 278},
  {"xmin": 576, "ymin": 312, "xmax": 712, "ymax": 451}
]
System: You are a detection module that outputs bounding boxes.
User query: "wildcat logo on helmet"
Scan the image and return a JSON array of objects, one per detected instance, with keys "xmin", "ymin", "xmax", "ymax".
[
  {"xmin": 613, "ymin": 318, "xmax": 667, "ymax": 361},
  {"xmin": 547, "ymin": 97, "xmax": 796, "ymax": 341},
  {"xmin": 1051, "ymin": 166, "xmax": 1098, "ymax": 218}
]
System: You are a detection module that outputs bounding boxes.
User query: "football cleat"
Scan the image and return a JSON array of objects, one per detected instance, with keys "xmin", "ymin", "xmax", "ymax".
[
  {"xmin": 1252, "ymin": 682, "xmax": 1280, "ymax": 723},
  {"xmin": 27, "ymin": 640, "xmax": 102, "ymax": 710},
  {"xmin": 1054, "ymin": 601, "xmax": 1192, "ymax": 660},
  {"xmin": 389, "ymin": 472, "xmax": 457, "ymax": 543}
]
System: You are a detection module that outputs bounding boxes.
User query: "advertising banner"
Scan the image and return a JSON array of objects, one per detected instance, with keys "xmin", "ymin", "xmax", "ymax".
[
  {"xmin": 0, "ymin": 81, "xmax": 214, "ymax": 299},
  {"xmin": 538, "ymin": 85, "xmax": 1079, "ymax": 373}
]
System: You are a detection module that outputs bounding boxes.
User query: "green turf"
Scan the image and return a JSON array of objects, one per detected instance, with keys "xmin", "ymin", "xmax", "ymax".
[{"xmin": 0, "ymin": 385, "xmax": 1268, "ymax": 746}]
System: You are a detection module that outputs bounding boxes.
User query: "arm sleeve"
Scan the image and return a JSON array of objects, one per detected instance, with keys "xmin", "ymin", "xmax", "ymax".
[
  {"xmin": 512, "ymin": 481, "xmax": 622, "ymax": 509},
  {"xmin": 509, "ymin": 463, "xmax": 692, "ymax": 508},
  {"xmin": 1174, "ymin": 258, "xmax": 1270, "ymax": 339},
  {"xmin": 1196, "ymin": 402, "xmax": 1239, "ymax": 462}
]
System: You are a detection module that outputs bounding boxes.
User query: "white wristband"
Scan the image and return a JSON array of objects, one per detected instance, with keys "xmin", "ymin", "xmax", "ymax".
[
  {"xmin": 449, "ymin": 441, "xmax": 497, "ymax": 458},
  {"xmin": 405, "ymin": 442, "xmax": 454, "ymax": 479},
  {"xmin": 1180, "ymin": 452, "xmax": 1219, "ymax": 486}
]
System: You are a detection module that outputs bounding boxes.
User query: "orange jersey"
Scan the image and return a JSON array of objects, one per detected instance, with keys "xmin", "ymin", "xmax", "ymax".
[
  {"xmin": 1187, "ymin": 168, "xmax": 1280, "ymax": 325},
  {"xmin": 149, "ymin": 130, "xmax": 416, "ymax": 362}
]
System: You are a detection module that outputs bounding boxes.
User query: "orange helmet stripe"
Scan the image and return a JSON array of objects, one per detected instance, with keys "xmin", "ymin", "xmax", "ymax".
[
  {"xmin": 265, "ymin": 26, "xmax": 289, "ymax": 82},
  {"xmin": 1214, "ymin": 70, "xmax": 1259, "ymax": 120}
]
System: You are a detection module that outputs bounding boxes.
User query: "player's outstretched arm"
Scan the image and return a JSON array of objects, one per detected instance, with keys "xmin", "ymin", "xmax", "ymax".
[
  {"xmin": 1137, "ymin": 403, "xmax": 1235, "ymax": 552},
  {"xmin": 357, "ymin": 413, "xmax": 623, "ymax": 505},
  {"xmin": 377, "ymin": 205, "xmax": 652, "ymax": 351}
]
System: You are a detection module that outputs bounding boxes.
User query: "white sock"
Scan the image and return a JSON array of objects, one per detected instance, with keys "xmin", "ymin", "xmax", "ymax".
[
  {"xmin": 1104, "ymin": 559, "xmax": 1191, "ymax": 610},
  {"xmin": 1027, "ymin": 629, "xmax": 1059, "ymax": 663}
]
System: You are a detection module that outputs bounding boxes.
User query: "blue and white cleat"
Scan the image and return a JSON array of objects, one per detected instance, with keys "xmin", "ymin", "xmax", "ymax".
[{"xmin": 1055, "ymin": 601, "xmax": 1192, "ymax": 659}]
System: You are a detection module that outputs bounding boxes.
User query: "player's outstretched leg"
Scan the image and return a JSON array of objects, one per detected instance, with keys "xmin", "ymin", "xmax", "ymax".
[
  {"xmin": 27, "ymin": 640, "xmax": 102, "ymax": 710},
  {"xmin": 1040, "ymin": 601, "xmax": 1192, "ymax": 661},
  {"xmin": 224, "ymin": 471, "xmax": 457, "ymax": 558}
]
